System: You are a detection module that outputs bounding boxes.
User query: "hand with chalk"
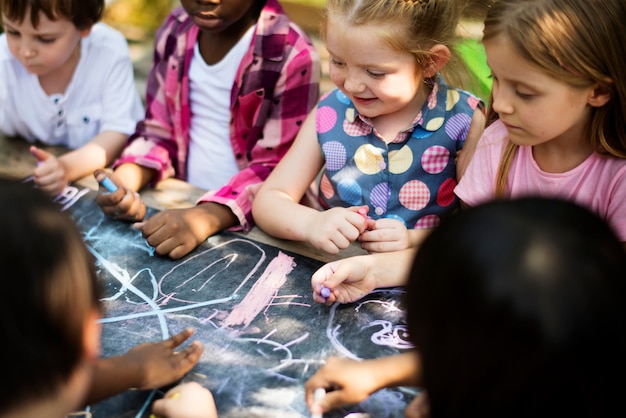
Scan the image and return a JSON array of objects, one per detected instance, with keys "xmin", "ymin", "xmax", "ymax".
[
  {"xmin": 311, "ymin": 250, "xmax": 412, "ymax": 305},
  {"xmin": 94, "ymin": 169, "xmax": 146, "ymax": 222},
  {"xmin": 151, "ymin": 381, "xmax": 218, "ymax": 418},
  {"xmin": 99, "ymin": 175, "xmax": 118, "ymax": 193},
  {"xmin": 311, "ymin": 262, "xmax": 339, "ymax": 305},
  {"xmin": 29, "ymin": 145, "xmax": 69, "ymax": 196}
]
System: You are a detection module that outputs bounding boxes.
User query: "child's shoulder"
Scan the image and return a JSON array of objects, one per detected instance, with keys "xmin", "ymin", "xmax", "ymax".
[
  {"xmin": 480, "ymin": 120, "xmax": 509, "ymax": 146},
  {"xmin": 87, "ymin": 23, "xmax": 130, "ymax": 50}
]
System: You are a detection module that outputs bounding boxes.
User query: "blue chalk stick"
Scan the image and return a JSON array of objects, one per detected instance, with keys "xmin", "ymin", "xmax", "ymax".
[
  {"xmin": 100, "ymin": 176, "xmax": 118, "ymax": 193},
  {"xmin": 320, "ymin": 286, "xmax": 331, "ymax": 298}
]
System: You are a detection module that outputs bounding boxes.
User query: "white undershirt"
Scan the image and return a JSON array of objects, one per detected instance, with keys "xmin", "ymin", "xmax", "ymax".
[{"xmin": 187, "ymin": 25, "xmax": 255, "ymax": 190}]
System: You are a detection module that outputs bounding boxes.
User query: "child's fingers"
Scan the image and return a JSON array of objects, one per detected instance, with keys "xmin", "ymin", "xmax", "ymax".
[
  {"xmin": 164, "ymin": 327, "xmax": 195, "ymax": 349},
  {"xmin": 29, "ymin": 145, "xmax": 51, "ymax": 163}
]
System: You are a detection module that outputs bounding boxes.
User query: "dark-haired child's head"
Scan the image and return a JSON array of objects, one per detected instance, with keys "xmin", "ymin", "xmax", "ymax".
[
  {"xmin": 0, "ymin": 0, "xmax": 104, "ymax": 30},
  {"xmin": 407, "ymin": 197, "xmax": 626, "ymax": 418},
  {"xmin": 0, "ymin": 177, "xmax": 102, "ymax": 414}
]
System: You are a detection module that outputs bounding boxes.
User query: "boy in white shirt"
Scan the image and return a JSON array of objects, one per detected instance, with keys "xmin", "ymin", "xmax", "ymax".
[{"xmin": 0, "ymin": 0, "xmax": 143, "ymax": 195}]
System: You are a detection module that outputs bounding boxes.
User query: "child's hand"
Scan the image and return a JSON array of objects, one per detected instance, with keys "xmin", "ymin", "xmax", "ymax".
[
  {"xmin": 125, "ymin": 328, "xmax": 204, "ymax": 390},
  {"xmin": 30, "ymin": 146, "xmax": 68, "ymax": 196},
  {"xmin": 132, "ymin": 205, "xmax": 215, "ymax": 260},
  {"xmin": 304, "ymin": 357, "xmax": 381, "ymax": 413},
  {"xmin": 311, "ymin": 257, "xmax": 378, "ymax": 305},
  {"xmin": 359, "ymin": 218, "xmax": 412, "ymax": 253},
  {"xmin": 94, "ymin": 169, "xmax": 146, "ymax": 222},
  {"xmin": 306, "ymin": 206, "xmax": 369, "ymax": 254},
  {"xmin": 151, "ymin": 382, "xmax": 218, "ymax": 418}
]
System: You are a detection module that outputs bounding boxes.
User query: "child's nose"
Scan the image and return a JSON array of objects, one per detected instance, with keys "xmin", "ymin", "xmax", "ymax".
[
  {"xmin": 491, "ymin": 86, "xmax": 513, "ymax": 115},
  {"xmin": 343, "ymin": 74, "xmax": 364, "ymax": 93},
  {"xmin": 20, "ymin": 42, "xmax": 36, "ymax": 58}
]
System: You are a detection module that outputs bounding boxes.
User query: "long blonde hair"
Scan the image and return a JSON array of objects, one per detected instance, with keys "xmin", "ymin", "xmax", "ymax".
[{"xmin": 483, "ymin": 0, "xmax": 626, "ymax": 197}]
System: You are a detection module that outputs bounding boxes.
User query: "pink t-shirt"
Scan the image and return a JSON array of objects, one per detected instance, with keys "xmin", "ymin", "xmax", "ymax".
[{"xmin": 455, "ymin": 120, "xmax": 626, "ymax": 241}]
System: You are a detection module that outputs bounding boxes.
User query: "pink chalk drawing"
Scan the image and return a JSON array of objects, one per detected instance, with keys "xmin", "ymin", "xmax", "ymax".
[{"xmin": 222, "ymin": 251, "xmax": 296, "ymax": 328}]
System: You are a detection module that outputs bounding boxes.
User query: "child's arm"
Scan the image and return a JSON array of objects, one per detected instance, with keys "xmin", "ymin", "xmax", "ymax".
[
  {"xmin": 456, "ymin": 108, "xmax": 486, "ymax": 181},
  {"xmin": 151, "ymin": 382, "xmax": 218, "ymax": 418},
  {"xmin": 304, "ymin": 352, "xmax": 422, "ymax": 414},
  {"xmin": 311, "ymin": 248, "xmax": 417, "ymax": 304},
  {"xmin": 83, "ymin": 328, "xmax": 203, "ymax": 406},
  {"xmin": 30, "ymin": 130, "xmax": 128, "ymax": 196},
  {"xmin": 252, "ymin": 109, "xmax": 368, "ymax": 254}
]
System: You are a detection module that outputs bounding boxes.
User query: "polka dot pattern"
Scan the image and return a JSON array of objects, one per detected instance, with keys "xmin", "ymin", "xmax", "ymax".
[
  {"xmin": 316, "ymin": 84, "xmax": 480, "ymax": 229},
  {"xmin": 322, "ymin": 141, "xmax": 347, "ymax": 171},
  {"xmin": 316, "ymin": 106, "xmax": 337, "ymax": 134},
  {"xmin": 421, "ymin": 145, "xmax": 450, "ymax": 174},
  {"xmin": 436, "ymin": 177, "xmax": 457, "ymax": 207},
  {"xmin": 354, "ymin": 144, "xmax": 384, "ymax": 175},
  {"xmin": 415, "ymin": 214, "xmax": 440, "ymax": 229},
  {"xmin": 444, "ymin": 113, "xmax": 472, "ymax": 142},
  {"xmin": 337, "ymin": 178, "xmax": 363, "ymax": 205},
  {"xmin": 319, "ymin": 173, "xmax": 334, "ymax": 199},
  {"xmin": 370, "ymin": 182, "xmax": 390, "ymax": 215},
  {"xmin": 389, "ymin": 146, "xmax": 414, "ymax": 174},
  {"xmin": 399, "ymin": 180, "xmax": 430, "ymax": 211}
]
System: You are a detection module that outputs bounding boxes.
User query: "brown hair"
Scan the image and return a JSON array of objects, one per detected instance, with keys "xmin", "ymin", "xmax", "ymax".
[
  {"xmin": 0, "ymin": 0, "xmax": 104, "ymax": 30},
  {"xmin": 483, "ymin": 0, "xmax": 626, "ymax": 197},
  {"xmin": 0, "ymin": 178, "xmax": 102, "ymax": 412}
]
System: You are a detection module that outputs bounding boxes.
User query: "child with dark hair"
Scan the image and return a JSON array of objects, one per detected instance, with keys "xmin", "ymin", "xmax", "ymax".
[
  {"xmin": 95, "ymin": 0, "xmax": 320, "ymax": 260},
  {"xmin": 0, "ymin": 177, "xmax": 202, "ymax": 417},
  {"xmin": 0, "ymin": 0, "xmax": 144, "ymax": 195},
  {"xmin": 305, "ymin": 197, "xmax": 626, "ymax": 417}
]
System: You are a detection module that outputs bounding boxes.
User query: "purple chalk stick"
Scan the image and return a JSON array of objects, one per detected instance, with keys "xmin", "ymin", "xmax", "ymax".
[{"xmin": 320, "ymin": 285, "xmax": 331, "ymax": 298}]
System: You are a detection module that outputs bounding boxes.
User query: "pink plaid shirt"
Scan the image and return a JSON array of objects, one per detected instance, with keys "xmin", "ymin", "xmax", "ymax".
[{"xmin": 115, "ymin": 0, "xmax": 320, "ymax": 231}]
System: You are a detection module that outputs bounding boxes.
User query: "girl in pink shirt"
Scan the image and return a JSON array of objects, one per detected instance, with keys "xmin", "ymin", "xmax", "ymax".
[{"xmin": 455, "ymin": 0, "xmax": 626, "ymax": 244}]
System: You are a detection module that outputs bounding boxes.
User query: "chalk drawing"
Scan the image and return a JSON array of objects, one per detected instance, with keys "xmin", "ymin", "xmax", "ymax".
[{"xmin": 55, "ymin": 185, "xmax": 414, "ymax": 418}]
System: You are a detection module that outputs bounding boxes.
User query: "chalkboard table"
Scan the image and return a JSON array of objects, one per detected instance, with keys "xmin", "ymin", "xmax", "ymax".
[{"xmin": 56, "ymin": 184, "xmax": 416, "ymax": 418}]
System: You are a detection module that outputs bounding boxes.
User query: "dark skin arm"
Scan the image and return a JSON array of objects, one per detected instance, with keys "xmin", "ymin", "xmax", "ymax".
[
  {"xmin": 94, "ymin": 167, "xmax": 239, "ymax": 260},
  {"xmin": 84, "ymin": 328, "xmax": 204, "ymax": 406}
]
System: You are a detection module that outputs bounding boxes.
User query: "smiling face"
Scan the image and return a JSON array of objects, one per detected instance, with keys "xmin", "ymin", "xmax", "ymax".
[
  {"xmin": 484, "ymin": 34, "xmax": 597, "ymax": 149},
  {"xmin": 2, "ymin": 10, "xmax": 88, "ymax": 78},
  {"xmin": 180, "ymin": 0, "xmax": 259, "ymax": 35},
  {"xmin": 325, "ymin": 18, "xmax": 427, "ymax": 129}
]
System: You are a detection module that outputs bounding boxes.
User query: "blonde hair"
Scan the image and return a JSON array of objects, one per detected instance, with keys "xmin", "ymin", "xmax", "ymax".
[
  {"xmin": 320, "ymin": 0, "xmax": 489, "ymax": 90},
  {"xmin": 483, "ymin": 0, "xmax": 626, "ymax": 197}
]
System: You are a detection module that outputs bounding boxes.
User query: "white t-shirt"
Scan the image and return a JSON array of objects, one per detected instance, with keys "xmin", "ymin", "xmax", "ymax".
[
  {"xmin": 186, "ymin": 25, "xmax": 255, "ymax": 191},
  {"xmin": 0, "ymin": 23, "xmax": 144, "ymax": 149},
  {"xmin": 455, "ymin": 120, "xmax": 626, "ymax": 241}
]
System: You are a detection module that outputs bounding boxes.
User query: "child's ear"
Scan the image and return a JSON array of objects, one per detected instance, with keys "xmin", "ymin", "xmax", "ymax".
[
  {"xmin": 422, "ymin": 44, "xmax": 451, "ymax": 79},
  {"xmin": 588, "ymin": 83, "xmax": 611, "ymax": 107},
  {"xmin": 79, "ymin": 24, "xmax": 93, "ymax": 39},
  {"xmin": 83, "ymin": 309, "xmax": 101, "ymax": 360}
]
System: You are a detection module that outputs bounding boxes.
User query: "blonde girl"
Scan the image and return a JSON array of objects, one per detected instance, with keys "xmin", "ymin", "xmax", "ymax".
[
  {"xmin": 455, "ymin": 0, "xmax": 626, "ymax": 247},
  {"xmin": 253, "ymin": 0, "xmax": 485, "ymax": 255}
]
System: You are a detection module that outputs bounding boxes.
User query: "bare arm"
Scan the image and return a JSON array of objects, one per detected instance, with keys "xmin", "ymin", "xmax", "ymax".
[
  {"xmin": 304, "ymin": 351, "xmax": 423, "ymax": 414},
  {"xmin": 456, "ymin": 109, "xmax": 485, "ymax": 181},
  {"xmin": 252, "ymin": 108, "xmax": 324, "ymax": 241},
  {"xmin": 31, "ymin": 130, "xmax": 129, "ymax": 195}
]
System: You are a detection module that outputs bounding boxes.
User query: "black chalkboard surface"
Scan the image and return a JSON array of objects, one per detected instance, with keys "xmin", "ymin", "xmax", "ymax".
[{"xmin": 55, "ymin": 185, "xmax": 416, "ymax": 418}]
